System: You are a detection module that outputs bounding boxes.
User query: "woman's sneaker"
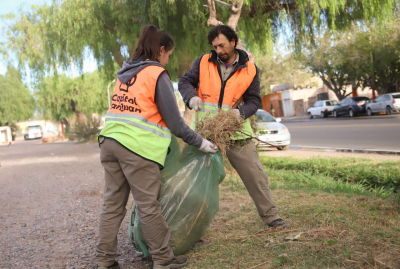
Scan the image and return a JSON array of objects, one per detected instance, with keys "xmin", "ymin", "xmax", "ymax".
[{"xmin": 153, "ymin": 255, "xmax": 188, "ymax": 269}]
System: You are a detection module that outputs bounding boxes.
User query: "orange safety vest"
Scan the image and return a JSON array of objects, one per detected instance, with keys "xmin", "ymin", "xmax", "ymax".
[
  {"xmin": 193, "ymin": 54, "xmax": 257, "ymax": 139},
  {"xmin": 198, "ymin": 54, "xmax": 256, "ymax": 107},
  {"xmin": 100, "ymin": 65, "xmax": 172, "ymax": 167},
  {"xmin": 108, "ymin": 67, "xmax": 169, "ymax": 128}
]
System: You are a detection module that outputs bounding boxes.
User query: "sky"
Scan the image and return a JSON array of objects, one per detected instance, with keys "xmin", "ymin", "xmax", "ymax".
[
  {"xmin": 0, "ymin": 0, "xmax": 48, "ymax": 75},
  {"xmin": 0, "ymin": 0, "xmax": 97, "ymax": 78}
]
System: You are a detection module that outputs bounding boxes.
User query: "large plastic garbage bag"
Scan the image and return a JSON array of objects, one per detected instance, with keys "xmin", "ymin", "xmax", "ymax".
[{"xmin": 128, "ymin": 135, "xmax": 225, "ymax": 256}]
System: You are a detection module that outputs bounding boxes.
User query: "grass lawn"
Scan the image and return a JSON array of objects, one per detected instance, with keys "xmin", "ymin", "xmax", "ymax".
[{"xmin": 185, "ymin": 156, "xmax": 400, "ymax": 268}]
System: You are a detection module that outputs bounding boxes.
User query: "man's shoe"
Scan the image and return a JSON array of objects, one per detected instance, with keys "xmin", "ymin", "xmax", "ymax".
[
  {"xmin": 153, "ymin": 255, "xmax": 188, "ymax": 269},
  {"xmin": 98, "ymin": 261, "xmax": 120, "ymax": 269},
  {"xmin": 268, "ymin": 218, "xmax": 290, "ymax": 228}
]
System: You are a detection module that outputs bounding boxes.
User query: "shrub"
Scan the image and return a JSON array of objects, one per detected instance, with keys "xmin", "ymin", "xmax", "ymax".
[{"xmin": 74, "ymin": 116, "xmax": 101, "ymax": 142}]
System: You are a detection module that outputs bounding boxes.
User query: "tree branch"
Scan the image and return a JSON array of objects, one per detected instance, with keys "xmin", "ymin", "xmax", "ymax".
[
  {"xmin": 128, "ymin": 45, "xmax": 135, "ymax": 61},
  {"xmin": 249, "ymin": 1, "xmax": 298, "ymax": 18},
  {"xmin": 227, "ymin": 1, "xmax": 243, "ymax": 31},
  {"xmin": 112, "ymin": 45, "xmax": 124, "ymax": 67},
  {"xmin": 214, "ymin": 0, "xmax": 231, "ymax": 7},
  {"xmin": 103, "ymin": 23, "xmax": 116, "ymax": 34},
  {"xmin": 113, "ymin": 0, "xmax": 119, "ymax": 13},
  {"xmin": 207, "ymin": 0, "xmax": 223, "ymax": 26},
  {"xmin": 224, "ymin": 127, "xmax": 282, "ymax": 149}
]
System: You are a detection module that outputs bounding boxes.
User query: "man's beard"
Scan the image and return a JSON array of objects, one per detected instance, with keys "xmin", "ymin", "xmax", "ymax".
[{"xmin": 219, "ymin": 51, "xmax": 232, "ymax": 63}]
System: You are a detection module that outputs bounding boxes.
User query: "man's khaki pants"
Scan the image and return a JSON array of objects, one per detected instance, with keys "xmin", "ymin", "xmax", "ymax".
[
  {"xmin": 96, "ymin": 138, "xmax": 174, "ymax": 267},
  {"xmin": 226, "ymin": 140, "xmax": 280, "ymax": 224}
]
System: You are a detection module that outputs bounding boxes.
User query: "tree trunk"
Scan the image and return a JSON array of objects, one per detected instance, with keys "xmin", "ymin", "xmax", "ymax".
[
  {"xmin": 320, "ymin": 76, "xmax": 348, "ymax": 100},
  {"xmin": 76, "ymin": 111, "xmax": 82, "ymax": 126},
  {"xmin": 61, "ymin": 121, "xmax": 65, "ymax": 140},
  {"xmin": 227, "ymin": 1, "xmax": 243, "ymax": 30},
  {"xmin": 207, "ymin": 0, "xmax": 223, "ymax": 26},
  {"xmin": 113, "ymin": 45, "xmax": 125, "ymax": 67}
]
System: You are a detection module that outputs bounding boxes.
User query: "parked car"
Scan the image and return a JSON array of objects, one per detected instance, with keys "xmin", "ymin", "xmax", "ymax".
[
  {"xmin": 366, "ymin": 93, "xmax": 400, "ymax": 116},
  {"xmin": 307, "ymin": 100, "xmax": 339, "ymax": 119},
  {"xmin": 24, "ymin": 125, "xmax": 43, "ymax": 140},
  {"xmin": 254, "ymin": 109, "xmax": 291, "ymax": 150},
  {"xmin": 333, "ymin": 97, "xmax": 371, "ymax": 118}
]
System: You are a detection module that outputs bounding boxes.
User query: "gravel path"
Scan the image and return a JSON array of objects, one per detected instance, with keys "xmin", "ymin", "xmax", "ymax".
[{"xmin": 0, "ymin": 142, "xmax": 148, "ymax": 269}]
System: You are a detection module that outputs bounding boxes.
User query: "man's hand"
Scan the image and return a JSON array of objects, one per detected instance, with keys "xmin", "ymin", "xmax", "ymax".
[
  {"xmin": 189, "ymin": 96, "xmax": 202, "ymax": 111},
  {"xmin": 233, "ymin": 109, "xmax": 240, "ymax": 116},
  {"xmin": 198, "ymin": 139, "xmax": 218, "ymax": 153}
]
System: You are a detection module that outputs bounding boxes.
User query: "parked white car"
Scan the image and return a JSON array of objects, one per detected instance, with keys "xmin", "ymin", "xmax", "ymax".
[
  {"xmin": 254, "ymin": 109, "xmax": 291, "ymax": 150},
  {"xmin": 24, "ymin": 125, "xmax": 43, "ymax": 140},
  {"xmin": 307, "ymin": 100, "xmax": 339, "ymax": 119},
  {"xmin": 366, "ymin": 93, "xmax": 400, "ymax": 116}
]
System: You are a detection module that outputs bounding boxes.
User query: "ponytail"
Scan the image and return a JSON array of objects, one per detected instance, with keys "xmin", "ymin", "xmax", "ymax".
[{"xmin": 132, "ymin": 25, "xmax": 174, "ymax": 61}]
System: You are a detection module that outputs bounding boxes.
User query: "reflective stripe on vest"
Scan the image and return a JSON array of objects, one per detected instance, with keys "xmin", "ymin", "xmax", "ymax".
[
  {"xmin": 192, "ymin": 54, "xmax": 257, "ymax": 140},
  {"xmin": 99, "ymin": 65, "xmax": 172, "ymax": 167}
]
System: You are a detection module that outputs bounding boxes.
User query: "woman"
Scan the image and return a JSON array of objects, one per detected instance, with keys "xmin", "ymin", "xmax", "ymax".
[{"xmin": 96, "ymin": 25, "xmax": 217, "ymax": 269}]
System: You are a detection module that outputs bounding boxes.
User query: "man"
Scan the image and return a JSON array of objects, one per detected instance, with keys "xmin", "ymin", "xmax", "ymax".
[{"xmin": 178, "ymin": 25, "xmax": 287, "ymax": 228}]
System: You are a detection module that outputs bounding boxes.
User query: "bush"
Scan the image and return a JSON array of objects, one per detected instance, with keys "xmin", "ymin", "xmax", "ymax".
[
  {"xmin": 74, "ymin": 117, "xmax": 101, "ymax": 142},
  {"xmin": 9, "ymin": 122, "xmax": 19, "ymax": 141}
]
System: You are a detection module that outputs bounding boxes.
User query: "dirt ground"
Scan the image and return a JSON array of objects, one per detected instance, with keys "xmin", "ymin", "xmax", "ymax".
[{"xmin": 0, "ymin": 140, "xmax": 398, "ymax": 269}]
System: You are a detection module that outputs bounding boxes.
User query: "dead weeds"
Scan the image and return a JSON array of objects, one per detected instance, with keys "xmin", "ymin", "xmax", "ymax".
[
  {"xmin": 195, "ymin": 110, "xmax": 245, "ymax": 157},
  {"xmin": 186, "ymin": 175, "xmax": 400, "ymax": 269}
]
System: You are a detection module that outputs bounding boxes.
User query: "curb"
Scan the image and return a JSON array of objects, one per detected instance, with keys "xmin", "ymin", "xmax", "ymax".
[
  {"xmin": 289, "ymin": 145, "xmax": 400, "ymax": 156},
  {"xmin": 281, "ymin": 116, "xmax": 308, "ymax": 121}
]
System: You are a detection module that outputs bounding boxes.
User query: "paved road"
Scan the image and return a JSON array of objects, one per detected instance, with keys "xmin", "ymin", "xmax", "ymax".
[
  {"xmin": 0, "ymin": 138, "xmax": 99, "ymax": 161},
  {"xmin": 282, "ymin": 113, "xmax": 400, "ymax": 151}
]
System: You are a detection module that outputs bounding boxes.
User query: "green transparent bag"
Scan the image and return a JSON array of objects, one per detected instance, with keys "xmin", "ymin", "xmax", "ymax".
[{"xmin": 128, "ymin": 135, "xmax": 225, "ymax": 256}]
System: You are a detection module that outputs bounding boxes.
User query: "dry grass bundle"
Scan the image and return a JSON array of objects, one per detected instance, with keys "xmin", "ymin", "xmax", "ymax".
[
  {"xmin": 249, "ymin": 115, "xmax": 258, "ymax": 134},
  {"xmin": 195, "ymin": 110, "xmax": 246, "ymax": 156}
]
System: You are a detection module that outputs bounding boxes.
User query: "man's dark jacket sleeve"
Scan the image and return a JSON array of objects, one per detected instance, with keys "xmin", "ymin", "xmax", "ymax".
[
  {"xmin": 239, "ymin": 65, "xmax": 262, "ymax": 119},
  {"xmin": 178, "ymin": 56, "xmax": 203, "ymax": 107}
]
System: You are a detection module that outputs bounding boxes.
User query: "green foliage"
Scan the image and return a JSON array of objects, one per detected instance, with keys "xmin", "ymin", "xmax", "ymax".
[
  {"xmin": 346, "ymin": 22, "xmax": 400, "ymax": 93},
  {"xmin": 73, "ymin": 116, "xmax": 101, "ymax": 142},
  {"xmin": 299, "ymin": 18, "xmax": 400, "ymax": 99},
  {"xmin": 35, "ymin": 71, "xmax": 109, "ymax": 122},
  {"xmin": 9, "ymin": 121, "xmax": 20, "ymax": 141},
  {"xmin": 296, "ymin": 31, "xmax": 355, "ymax": 100},
  {"xmin": 257, "ymin": 53, "xmax": 314, "ymax": 95},
  {"xmin": 260, "ymin": 156, "xmax": 400, "ymax": 194},
  {"xmin": 0, "ymin": 67, "xmax": 35, "ymax": 124},
  {"xmin": 1, "ymin": 0, "xmax": 397, "ymax": 83},
  {"xmin": 1, "ymin": 0, "xmax": 211, "ymax": 81}
]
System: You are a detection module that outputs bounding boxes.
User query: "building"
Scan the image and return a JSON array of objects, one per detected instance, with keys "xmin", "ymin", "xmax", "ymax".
[
  {"xmin": 0, "ymin": 126, "xmax": 12, "ymax": 145},
  {"xmin": 261, "ymin": 80, "xmax": 376, "ymax": 117}
]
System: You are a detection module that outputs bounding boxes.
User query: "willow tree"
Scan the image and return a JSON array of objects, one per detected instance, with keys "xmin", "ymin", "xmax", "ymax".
[
  {"xmin": 0, "ymin": 67, "xmax": 35, "ymax": 125},
  {"xmin": 1, "ymin": 0, "xmax": 397, "ymax": 81}
]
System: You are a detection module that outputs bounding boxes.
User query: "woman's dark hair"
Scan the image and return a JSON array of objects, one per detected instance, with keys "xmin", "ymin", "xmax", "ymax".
[
  {"xmin": 132, "ymin": 25, "xmax": 174, "ymax": 61},
  {"xmin": 207, "ymin": 25, "xmax": 238, "ymax": 47}
]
